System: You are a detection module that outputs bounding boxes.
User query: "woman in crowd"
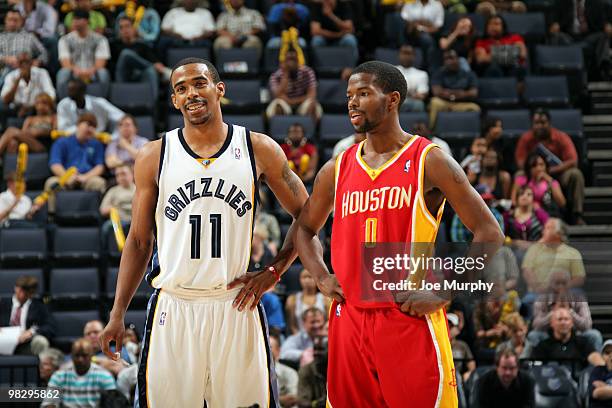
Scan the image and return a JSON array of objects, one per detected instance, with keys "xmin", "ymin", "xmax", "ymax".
[
  {"xmin": 439, "ymin": 16, "xmax": 477, "ymax": 72},
  {"xmin": 0, "ymin": 93, "xmax": 55, "ymax": 154},
  {"xmin": 474, "ymin": 15, "xmax": 527, "ymax": 79},
  {"xmin": 505, "ymin": 185, "xmax": 549, "ymax": 249},
  {"xmin": 105, "ymin": 114, "xmax": 149, "ymax": 171},
  {"xmin": 285, "ymin": 268, "xmax": 331, "ymax": 335}
]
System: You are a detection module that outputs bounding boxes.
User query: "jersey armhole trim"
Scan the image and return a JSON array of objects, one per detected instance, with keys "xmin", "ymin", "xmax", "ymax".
[
  {"xmin": 245, "ymin": 128, "xmax": 260, "ymax": 208},
  {"xmin": 157, "ymin": 135, "xmax": 166, "ymax": 183},
  {"xmin": 418, "ymin": 143, "xmax": 442, "ymax": 228}
]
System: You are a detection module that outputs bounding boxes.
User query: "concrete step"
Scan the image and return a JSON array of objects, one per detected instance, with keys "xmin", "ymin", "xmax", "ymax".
[
  {"xmin": 595, "ymin": 174, "xmax": 612, "ymax": 187},
  {"xmin": 567, "ymin": 224, "xmax": 612, "ymax": 239},
  {"xmin": 586, "ymin": 187, "xmax": 612, "ymax": 197},
  {"xmin": 583, "ymin": 115, "xmax": 612, "ymax": 126},
  {"xmin": 584, "ymin": 211, "xmax": 612, "ymax": 224},
  {"xmin": 591, "ymin": 103, "xmax": 612, "ymax": 114},
  {"xmin": 588, "ymin": 150, "xmax": 612, "ymax": 160},
  {"xmin": 584, "ymin": 197, "xmax": 612, "ymax": 211},
  {"xmin": 588, "ymin": 82, "xmax": 612, "ymax": 91},
  {"xmin": 585, "ymin": 125, "xmax": 612, "ymax": 138},
  {"xmin": 588, "ymin": 138, "xmax": 612, "ymax": 149}
]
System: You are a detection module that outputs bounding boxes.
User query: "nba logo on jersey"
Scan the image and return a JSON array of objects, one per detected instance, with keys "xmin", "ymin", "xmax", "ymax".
[
  {"xmin": 336, "ymin": 304, "xmax": 342, "ymax": 317},
  {"xmin": 234, "ymin": 148, "xmax": 241, "ymax": 160},
  {"xmin": 404, "ymin": 160, "xmax": 411, "ymax": 173},
  {"xmin": 159, "ymin": 312, "xmax": 167, "ymax": 326}
]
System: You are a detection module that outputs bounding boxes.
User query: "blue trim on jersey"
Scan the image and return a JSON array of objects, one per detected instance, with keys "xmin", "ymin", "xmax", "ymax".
[
  {"xmin": 177, "ymin": 124, "xmax": 233, "ymax": 160},
  {"xmin": 257, "ymin": 303, "xmax": 280, "ymax": 408},
  {"xmin": 135, "ymin": 288, "xmax": 160, "ymax": 408}
]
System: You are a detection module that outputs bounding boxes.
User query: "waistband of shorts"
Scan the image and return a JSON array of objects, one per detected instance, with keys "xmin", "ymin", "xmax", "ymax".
[{"xmin": 159, "ymin": 286, "xmax": 243, "ymax": 303}]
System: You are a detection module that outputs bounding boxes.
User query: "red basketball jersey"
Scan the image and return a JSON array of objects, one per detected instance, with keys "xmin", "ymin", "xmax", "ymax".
[{"xmin": 331, "ymin": 135, "xmax": 445, "ymax": 308}]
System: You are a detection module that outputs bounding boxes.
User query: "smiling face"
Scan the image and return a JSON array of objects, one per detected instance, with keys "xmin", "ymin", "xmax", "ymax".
[
  {"xmin": 171, "ymin": 63, "xmax": 224, "ymax": 126},
  {"xmin": 347, "ymin": 73, "xmax": 393, "ymax": 133}
]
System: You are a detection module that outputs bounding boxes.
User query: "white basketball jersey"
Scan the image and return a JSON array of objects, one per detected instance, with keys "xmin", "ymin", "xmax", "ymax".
[{"xmin": 149, "ymin": 124, "xmax": 257, "ymax": 297}]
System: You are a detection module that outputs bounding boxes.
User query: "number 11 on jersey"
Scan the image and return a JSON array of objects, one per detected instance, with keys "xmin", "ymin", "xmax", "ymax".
[{"xmin": 189, "ymin": 214, "xmax": 222, "ymax": 259}]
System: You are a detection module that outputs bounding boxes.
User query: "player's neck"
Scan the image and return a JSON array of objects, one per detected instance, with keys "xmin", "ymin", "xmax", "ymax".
[
  {"xmin": 183, "ymin": 119, "xmax": 227, "ymax": 146},
  {"xmin": 365, "ymin": 122, "xmax": 409, "ymax": 154}
]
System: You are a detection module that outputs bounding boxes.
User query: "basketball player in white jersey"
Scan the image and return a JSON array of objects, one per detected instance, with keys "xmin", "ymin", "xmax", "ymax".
[{"xmin": 99, "ymin": 58, "xmax": 309, "ymax": 407}]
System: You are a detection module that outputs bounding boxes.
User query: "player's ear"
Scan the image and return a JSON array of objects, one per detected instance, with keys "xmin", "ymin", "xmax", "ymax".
[
  {"xmin": 170, "ymin": 92, "xmax": 179, "ymax": 110},
  {"xmin": 216, "ymin": 81, "xmax": 225, "ymax": 98},
  {"xmin": 388, "ymin": 91, "xmax": 401, "ymax": 112}
]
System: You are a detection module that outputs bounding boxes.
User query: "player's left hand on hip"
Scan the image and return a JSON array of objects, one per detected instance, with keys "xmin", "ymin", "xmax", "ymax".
[
  {"xmin": 228, "ymin": 270, "xmax": 277, "ymax": 311},
  {"xmin": 395, "ymin": 289, "xmax": 448, "ymax": 316}
]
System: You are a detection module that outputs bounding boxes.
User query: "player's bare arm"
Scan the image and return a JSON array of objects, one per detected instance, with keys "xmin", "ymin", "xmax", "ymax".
[
  {"xmin": 228, "ymin": 132, "xmax": 309, "ymax": 311},
  {"xmin": 100, "ymin": 140, "xmax": 161, "ymax": 359},
  {"xmin": 295, "ymin": 160, "xmax": 345, "ymax": 303}
]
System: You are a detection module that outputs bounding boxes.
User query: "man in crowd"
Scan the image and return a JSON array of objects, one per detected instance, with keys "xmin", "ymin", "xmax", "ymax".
[
  {"xmin": 158, "ymin": 0, "xmax": 216, "ymax": 59},
  {"xmin": 84, "ymin": 320, "xmax": 131, "ymax": 376},
  {"xmin": 309, "ymin": 0, "xmax": 358, "ymax": 63},
  {"xmin": 589, "ymin": 339, "xmax": 612, "ymax": 408},
  {"xmin": 64, "ymin": 0, "xmax": 107, "ymax": 34},
  {"xmin": 39, "ymin": 348, "xmax": 65, "ymax": 387},
  {"xmin": 214, "ymin": 0, "xmax": 266, "ymax": 58},
  {"xmin": 270, "ymin": 334, "xmax": 299, "ymax": 408},
  {"xmin": 395, "ymin": 44, "xmax": 428, "ymax": 112},
  {"xmin": 280, "ymin": 307, "xmax": 326, "ymax": 366}
]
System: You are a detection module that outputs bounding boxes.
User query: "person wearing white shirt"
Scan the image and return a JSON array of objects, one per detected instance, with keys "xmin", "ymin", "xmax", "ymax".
[
  {"xmin": 57, "ymin": 78, "xmax": 124, "ymax": 135},
  {"xmin": 395, "ymin": 45, "xmax": 428, "ymax": 112},
  {"xmin": 270, "ymin": 334, "xmax": 299, "ymax": 407},
  {"xmin": 332, "ymin": 132, "xmax": 366, "ymax": 159},
  {"xmin": 159, "ymin": 0, "xmax": 216, "ymax": 60},
  {"xmin": 400, "ymin": 0, "xmax": 444, "ymax": 67},
  {"xmin": 0, "ymin": 172, "xmax": 32, "ymax": 226},
  {"xmin": 1, "ymin": 52, "xmax": 55, "ymax": 115}
]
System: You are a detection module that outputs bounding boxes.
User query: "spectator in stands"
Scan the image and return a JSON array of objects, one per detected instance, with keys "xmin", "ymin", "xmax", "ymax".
[
  {"xmin": 529, "ymin": 270, "xmax": 602, "ymax": 351},
  {"xmin": 515, "ymin": 109, "xmax": 584, "ymax": 224},
  {"xmin": 429, "ymin": 49, "xmax": 480, "ymax": 128},
  {"xmin": 411, "ymin": 121, "xmax": 452, "ymax": 156},
  {"xmin": 45, "ymin": 112, "xmax": 106, "ymax": 212},
  {"xmin": 83, "ymin": 320, "xmax": 131, "ymax": 376},
  {"xmin": 286, "ymin": 268, "xmax": 331, "ymax": 335},
  {"xmin": 57, "ymin": 78, "xmax": 124, "ymax": 135},
  {"xmin": 280, "ymin": 123, "xmax": 318, "ymax": 184},
  {"xmin": 266, "ymin": 0, "xmax": 309, "ymax": 49},
  {"xmin": 266, "ymin": 48, "xmax": 322, "ymax": 122},
  {"xmin": 451, "ymin": 187, "xmax": 504, "ymax": 242},
  {"xmin": 461, "ymin": 136, "xmax": 487, "ymax": 176},
  {"xmin": 512, "ymin": 152, "xmax": 566, "ymax": 218},
  {"xmin": 249, "ymin": 223, "xmax": 274, "ymax": 269},
  {"xmin": 0, "ymin": 275, "xmax": 55, "ymax": 355},
  {"xmin": 280, "ymin": 307, "xmax": 325, "ymax": 366},
  {"xmin": 522, "ymin": 218, "xmax": 585, "ymax": 314},
  {"xmin": 270, "ymin": 334, "xmax": 299, "ymax": 408},
  {"xmin": 531, "ymin": 307, "xmax": 605, "ymax": 375},
  {"xmin": 481, "ymin": 116, "xmax": 503, "ymax": 152},
  {"xmin": 297, "ymin": 324, "xmax": 328, "ymax": 408},
  {"xmin": 105, "ymin": 115, "xmax": 149, "ymax": 170},
  {"xmin": 0, "ymin": 92, "xmax": 55, "ymax": 154},
  {"xmin": 476, "ymin": 1, "xmax": 527, "ymax": 15},
  {"xmin": 477, "ymin": 346, "xmax": 535, "ymax": 408},
  {"xmin": 0, "ymin": 9, "xmax": 48, "ymax": 84},
  {"xmin": 439, "ymin": 16, "xmax": 476, "ymax": 72},
  {"xmin": 262, "ymin": 289, "xmax": 286, "ymax": 335},
  {"xmin": 111, "ymin": 16, "xmax": 171, "ymax": 101},
  {"xmin": 473, "ymin": 289, "xmax": 516, "ymax": 360},
  {"xmin": 158, "ymin": 0, "xmax": 216, "ymax": 60},
  {"xmin": 505, "ymin": 186, "xmax": 549, "ymax": 249},
  {"xmin": 39, "ymin": 348, "xmax": 65, "ymax": 388},
  {"xmin": 0, "ymin": 171, "xmax": 32, "ymax": 225},
  {"xmin": 113, "ymin": 0, "xmax": 161, "ymax": 45},
  {"xmin": 448, "ymin": 312, "xmax": 476, "ymax": 382},
  {"xmin": 57, "ymin": 9, "xmax": 111, "ymax": 99},
  {"xmin": 100, "ymin": 164, "xmax": 135, "ymax": 247},
  {"xmin": 15, "ymin": 0, "xmax": 58, "ymax": 40},
  {"xmin": 399, "ymin": 0, "xmax": 443, "ymax": 67},
  {"xmin": 548, "ymin": 0, "xmax": 611, "ymax": 80},
  {"xmin": 254, "ymin": 196, "xmax": 281, "ymax": 254},
  {"xmin": 480, "ymin": 244, "xmax": 520, "ymax": 292},
  {"xmin": 309, "ymin": 0, "xmax": 358, "ymax": 62},
  {"xmin": 395, "ymin": 44, "xmax": 428, "ymax": 112},
  {"xmin": 214, "ymin": 0, "xmax": 266, "ymax": 58},
  {"xmin": 496, "ymin": 312, "xmax": 532, "ymax": 359},
  {"xmin": 41, "ymin": 338, "xmax": 116, "ymax": 408},
  {"xmin": 474, "ymin": 15, "xmax": 527, "ymax": 80},
  {"xmin": 332, "ymin": 131, "xmax": 366, "ymax": 159},
  {"xmin": 589, "ymin": 339, "xmax": 612, "ymax": 408},
  {"xmin": 1, "ymin": 52, "xmax": 54, "ymax": 117},
  {"xmin": 64, "ymin": 0, "xmax": 107, "ymax": 34},
  {"xmin": 473, "ymin": 148, "xmax": 511, "ymax": 200}
]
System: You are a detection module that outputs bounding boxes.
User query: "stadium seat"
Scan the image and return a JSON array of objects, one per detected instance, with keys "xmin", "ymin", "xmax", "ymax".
[
  {"xmin": 167, "ymin": 114, "xmax": 183, "ymax": 130},
  {"xmin": 487, "ymin": 109, "xmax": 531, "ymax": 139},
  {"xmin": 317, "ymin": 79, "xmax": 348, "ymax": 113},
  {"xmin": 278, "ymin": 263, "xmax": 302, "ymax": 295},
  {"xmin": 523, "ymin": 76, "xmax": 570, "ymax": 107},
  {"xmin": 531, "ymin": 365, "xmax": 580, "ymax": 408},
  {"xmin": 134, "ymin": 115, "xmax": 156, "ymax": 140},
  {"xmin": 0, "ymin": 268, "xmax": 44, "ymax": 296},
  {"xmin": 86, "ymin": 82, "xmax": 107, "ymax": 98},
  {"xmin": 0, "ymin": 228, "xmax": 46, "ymax": 265},
  {"xmin": 49, "ymin": 267, "xmax": 99, "ymax": 305},
  {"xmin": 110, "ymin": 82, "xmax": 155, "ymax": 114},
  {"xmin": 536, "ymin": 45, "xmax": 584, "ymax": 73},
  {"xmin": 52, "ymin": 310, "xmax": 100, "ymax": 352},
  {"xmin": 52, "ymin": 227, "xmax": 100, "ymax": 265},
  {"xmin": 124, "ymin": 309, "xmax": 148, "ymax": 335},
  {"xmin": 477, "ymin": 77, "xmax": 520, "ymax": 108},
  {"xmin": 269, "ymin": 115, "xmax": 315, "ymax": 141},
  {"xmin": 374, "ymin": 47, "xmax": 424, "ymax": 70},
  {"xmin": 311, "ymin": 46, "xmax": 357, "ymax": 76},
  {"xmin": 434, "ymin": 111, "xmax": 481, "ymax": 140},
  {"xmin": 549, "ymin": 109, "xmax": 583, "ymax": 138},
  {"xmin": 54, "ymin": 191, "xmax": 100, "ymax": 225},
  {"xmin": 216, "ymin": 48, "xmax": 260, "ymax": 76},
  {"xmin": 3, "ymin": 152, "xmax": 51, "ymax": 189},
  {"xmin": 224, "ymin": 115, "xmax": 265, "ymax": 133},
  {"xmin": 399, "ymin": 112, "xmax": 429, "ymax": 131},
  {"xmin": 501, "ymin": 12, "xmax": 546, "ymax": 40},
  {"xmin": 441, "ymin": 13, "xmax": 485, "ymax": 37},
  {"xmin": 106, "ymin": 266, "xmax": 152, "ymax": 301},
  {"xmin": 320, "ymin": 114, "xmax": 354, "ymax": 146},
  {"xmin": 166, "ymin": 47, "xmax": 211, "ymax": 68},
  {"xmin": 0, "ymin": 356, "xmax": 39, "ymax": 386},
  {"xmin": 223, "ymin": 79, "xmax": 262, "ymax": 112}
]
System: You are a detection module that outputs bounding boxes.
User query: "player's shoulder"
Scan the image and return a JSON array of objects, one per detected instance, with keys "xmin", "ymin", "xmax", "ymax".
[
  {"xmin": 248, "ymin": 131, "xmax": 279, "ymax": 153},
  {"xmin": 133, "ymin": 138, "xmax": 163, "ymax": 177}
]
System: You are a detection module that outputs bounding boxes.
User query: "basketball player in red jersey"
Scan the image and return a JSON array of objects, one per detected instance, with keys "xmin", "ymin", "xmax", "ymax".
[{"xmin": 295, "ymin": 61, "xmax": 504, "ymax": 407}]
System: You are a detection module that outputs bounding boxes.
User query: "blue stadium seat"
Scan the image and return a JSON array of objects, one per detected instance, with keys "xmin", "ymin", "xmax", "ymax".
[
  {"xmin": 124, "ymin": 310, "xmax": 148, "ymax": 337},
  {"xmin": 3, "ymin": 152, "xmax": 51, "ymax": 188},
  {"xmin": 134, "ymin": 115, "xmax": 156, "ymax": 140},
  {"xmin": 399, "ymin": 112, "xmax": 429, "ymax": 131},
  {"xmin": 0, "ymin": 356, "xmax": 39, "ymax": 386},
  {"xmin": 223, "ymin": 79, "xmax": 261, "ymax": 112},
  {"xmin": 441, "ymin": 13, "xmax": 485, "ymax": 37},
  {"xmin": 0, "ymin": 228, "xmax": 46, "ymax": 265},
  {"xmin": 54, "ymin": 191, "xmax": 100, "ymax": 225},
  {"xmin": 374, "ymin": 47, "xmax": 424, "ymax": 70},
  {"xmin": 166, "ymin": 47, "xmax": 211, "ymax": 68},
  {"xmin": 320, "ymin": 114, "xmax": 354, "ymax": 146},
  {"xmin": 317, "ymin": 79, "xmax": 348, "ymax": 112},
  {"xmin": 0, "ymin": 268, "xmax": 44, "ymax": 296},
  {"xmin": 311, "ymin": 46, "xmax": 357, "ymax": 76},
  {"xmin": 225, "ymin": 115, "xmax": 265, "ymax": 133},
  {"xmin": 434, "ymin": 111, "xmax": 481, "ymax": 140},
  {"xmin": 531, "ymin": 365, "xmax": 580, "ymax": 408},
  {"xmin": 86, "ymin": 82, "xmax": 107, "ymax": 98},
  {"xmin": 524, "ymin": 76, "xmax": 570, "ymax": 107},
  {"xmin": 216, "ymin": 48, "xmax": 260, "ymax": 76},
  {"xmin": 536, "ymin": 45, "xmax": 584, "ymax": 73},
  {"xmin": 52, "ymin": 310, "xmax": 100, "ymax": 352},
  {"xmin": 110, "ymin": 82, "xmax": 155, "ymax": 113},
  {"xmin": 167, "ymin": 114, "xmax": 183, "ymax": 130},
  {"xmin": 278, "ymin": 263, "xmax": 302, "ymax": 295},
  {"xmin": 477, "ymin": 77, "xmax": 520, "ymax": 108},
  {"xmin": 549, "ymin": 109, "xmax": 583, "ymax": 138},
  {"xmin": 501, "ymin": 12, "xmax": 546, "ymax": 40},
  {"xmin": 49, "ymin": 267, "xmax": 99, "ymax": 301},
  {"xmin": 52, "ymin": 227, "xmax": 100, "ymax": 265},
  {"xmin": 487, "ymin": 109, "xmax": 531, "ymax": 138},
  {"xmin": 269, "ymin": 116, "xmax": 316, "ymax": 141},
  {"xmin": 106, "ymin": 267, "xmax": 152, "ymax": 301}
]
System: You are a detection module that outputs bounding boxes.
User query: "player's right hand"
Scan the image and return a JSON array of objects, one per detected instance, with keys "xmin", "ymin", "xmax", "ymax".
[
  {"xmin": 316, "ymin": 274, "xmax": 345, "ymax": 303},
  {"xmin": 99, "ymin": 317, "xmax": 125, "ymax": 361}
]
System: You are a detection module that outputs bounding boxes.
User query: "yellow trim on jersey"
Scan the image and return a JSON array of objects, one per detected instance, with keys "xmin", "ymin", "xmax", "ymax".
[
  {"xmin": 355, "ymin": 135, "xmax": 418, "ymax": 181},
  {"xmin": 427, "ymin": 310, "xmax": 459, "ymax": 408},
  {"xmin": 333, "ymin": 150, "xmax": 345, "ymax": 208},
  {"xmin": 418, "ymin": 144, "xmax": 443, "ymax": 227},
  {"xmin": 145, "ymin": 291, "xmax": 162, "ymax": 408},
  {"xmin": 196, "ymin": 157, "xmax": 217, "ymax": 168}
]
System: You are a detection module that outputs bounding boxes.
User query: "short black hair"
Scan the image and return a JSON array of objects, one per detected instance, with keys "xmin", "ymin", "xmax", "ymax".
[
  {"xmin": 481, "ymin": 116, "xmax": 501, "ymax": 137},
  {"xmin": 68, "ymin": 78, "xmax": 87, "ymax": 94},
  {"xmin": 170, "ymin": 57, "xmax": 220, "ymax": 87},
  {"xmin": 532, "ymin": 107, "xmax": 550, "ymax": 121},
  {"xmin": 485, "ymin": 14, "xmax": 508, "ymax": 38},
  {"xmin": 351, "ymin": 61, "xmax": 407, "ymax": 109},
  {"xmin": 73, "ymin": 9, "xmax": 90, "ymax": 19}
]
